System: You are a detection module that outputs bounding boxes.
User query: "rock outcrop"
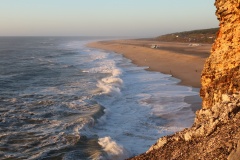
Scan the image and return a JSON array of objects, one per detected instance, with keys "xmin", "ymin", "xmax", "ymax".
[
  {"xmin": 200, "ymin": 0, "xmax": 240, "ymax": 109},
  {"xmin": 128, "ymin": 0, "xmax": 240, "ymax": 159}
]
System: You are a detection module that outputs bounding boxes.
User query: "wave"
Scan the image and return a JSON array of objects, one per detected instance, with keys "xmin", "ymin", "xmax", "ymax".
[
  {"xmin": 97, "ymin": 68, "xmax": 123, "ymax": 95},
  {"xmin": 98, "ymin": 137, "xmax": 130, "ymax": 160}
]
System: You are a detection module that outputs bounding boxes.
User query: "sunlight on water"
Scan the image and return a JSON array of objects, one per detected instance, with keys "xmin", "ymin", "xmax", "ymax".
[{"xmin": 0, "ymin": 37, "xmax": 198, "ymax": 159}]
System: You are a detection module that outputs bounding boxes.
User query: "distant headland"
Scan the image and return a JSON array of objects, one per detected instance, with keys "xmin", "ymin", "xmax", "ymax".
[{"xmin": 148, "ymin": 27, "xmax": 219, "ymax": 44}]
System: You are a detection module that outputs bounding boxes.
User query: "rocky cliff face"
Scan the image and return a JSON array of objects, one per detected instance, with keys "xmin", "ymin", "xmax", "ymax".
[
  {"xmin": 200, "ymin": 0, "xmax": 240, "ymax": 109},
  {"xmin": 128, "ymin": 0, "xmax": 240, "ymax": 159}
]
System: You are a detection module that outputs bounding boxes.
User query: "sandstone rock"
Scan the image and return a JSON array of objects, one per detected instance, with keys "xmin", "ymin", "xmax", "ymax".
[
  {"xmin": 200, "ymin": 0, "xmax": 240, "ymax": 109},
  {"xmin": 222, "ymin": 94, "xmax": 231, "ymax": 102},
  {"xmin": 228, "ymin": 141, "xmax": 240, "ymax": 160},
  {"xmin": 147, "ymin": 137, "xmax": 168, "ymax": 153}
]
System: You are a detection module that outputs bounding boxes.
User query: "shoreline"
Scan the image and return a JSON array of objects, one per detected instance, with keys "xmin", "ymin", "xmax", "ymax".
[
  {"xmin": 87, "ymin": 39, "xmax": 211, "ymax": 112},
  {"xmin": 87, "ymin": 39, "xmax": 211, "ymax": 88}
]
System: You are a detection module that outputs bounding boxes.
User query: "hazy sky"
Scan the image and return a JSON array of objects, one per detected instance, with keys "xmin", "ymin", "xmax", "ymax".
[{"xmin": 0, "ymin": 0, "xmax": 219, "ymax": 37}]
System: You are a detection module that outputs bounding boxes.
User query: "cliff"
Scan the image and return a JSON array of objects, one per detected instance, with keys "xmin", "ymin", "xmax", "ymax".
[
  {"xmin": 201, "ymin": 0, "xmax": 240, "ymax": 109},
  {"xmin": 128, "ymin": 0, "xmax": 240, "ymax": 159}
]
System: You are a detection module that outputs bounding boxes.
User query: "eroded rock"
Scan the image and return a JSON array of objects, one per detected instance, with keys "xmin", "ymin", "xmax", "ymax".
[{"xmin": 200, "ymin": 0, "xmax": 240, "ymax": 109}]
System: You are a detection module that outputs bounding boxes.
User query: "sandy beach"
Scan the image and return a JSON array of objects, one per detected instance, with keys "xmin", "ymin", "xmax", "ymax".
[
  {"xmin": 88, "ymin": 39, "xmax": 212, "ymax": 112},
  {"xmin": 87, "ymin": 39, "xmax": 212, "ymax": 88}
]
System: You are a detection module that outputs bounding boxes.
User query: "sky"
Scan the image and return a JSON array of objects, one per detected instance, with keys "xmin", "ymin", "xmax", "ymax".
[{"xmin": 0, "ymin": 0, "xmax": 219, "ymax": 37}]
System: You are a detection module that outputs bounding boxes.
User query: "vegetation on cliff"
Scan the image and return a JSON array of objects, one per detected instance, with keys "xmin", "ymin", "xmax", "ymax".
[{"xmin": 154, "ymin": 28, "xmax": 219, "ymax": 44}]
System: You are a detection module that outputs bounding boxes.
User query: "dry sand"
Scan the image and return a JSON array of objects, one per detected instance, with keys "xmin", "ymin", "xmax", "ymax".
[{"xmin": 87, "ymin": 39, "xmax": 212, "ymax": 88}]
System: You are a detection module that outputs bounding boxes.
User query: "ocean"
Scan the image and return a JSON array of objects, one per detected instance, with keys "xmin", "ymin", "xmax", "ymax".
[{"xmin": 0, "ymin": 37, "xmax": 198, "ymax": 160}]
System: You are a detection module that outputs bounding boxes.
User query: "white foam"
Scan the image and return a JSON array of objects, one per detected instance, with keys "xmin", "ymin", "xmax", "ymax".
[
  {"xmin": 48, "ymin": 42, "xmax": 200, "ymax": 158},
  {"xmin": 90, "ymin": 58, "xmax": 123, "ymax": 96},
  {"xmin": 112, "ymin": 68, "xmax": 122, "ymax": 77},
  {"xmin": 96, "ymin": 81, "xmax": 121, "ymax": 96},
  {"xmin": 89, "ymin": 50, "xmax": 200, "ymax": 157},
  {"xmin": 87, "ymin": 63, "xmax": 115, "ymax": 74},
  {"xmin": 98, "ymin": 137, "xmax": 130, "ymax": 160},
  {"xmin": 96, "ymin": 109, "xmax": 109, "ymax": 125},
  {"xmin": 98, "ymin": 74, "xmax": 123, "ymax": 95},
  {"xmin": 102, "ymin": 77, "xmax": 123, "ymax": 85}
]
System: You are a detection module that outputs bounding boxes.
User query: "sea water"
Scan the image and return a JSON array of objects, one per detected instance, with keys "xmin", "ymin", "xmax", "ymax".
[{"xmin": 0, "ymin": 37, "xmax": 198, "ymax": 160}]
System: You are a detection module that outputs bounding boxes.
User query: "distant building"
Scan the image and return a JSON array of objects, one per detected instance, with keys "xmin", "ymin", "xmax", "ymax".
[
  {"xmin": 151, "ymin": 44, "xmax": 158, "ymax": 49},
  {"xmin": 188, "ymin": 43, "xmax": 201, "ymax": 47}
]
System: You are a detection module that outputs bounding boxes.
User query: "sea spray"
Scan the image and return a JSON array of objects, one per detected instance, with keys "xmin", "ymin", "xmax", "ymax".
[{"xmin": 98, "ymin": 137, "xmax": 130, "ymax": 160}]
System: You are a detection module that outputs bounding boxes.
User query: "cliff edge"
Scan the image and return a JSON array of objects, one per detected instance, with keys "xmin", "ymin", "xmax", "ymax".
[{"xmin": 128, "ymin": 0, "xmax": 240, "ymax": 159}]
